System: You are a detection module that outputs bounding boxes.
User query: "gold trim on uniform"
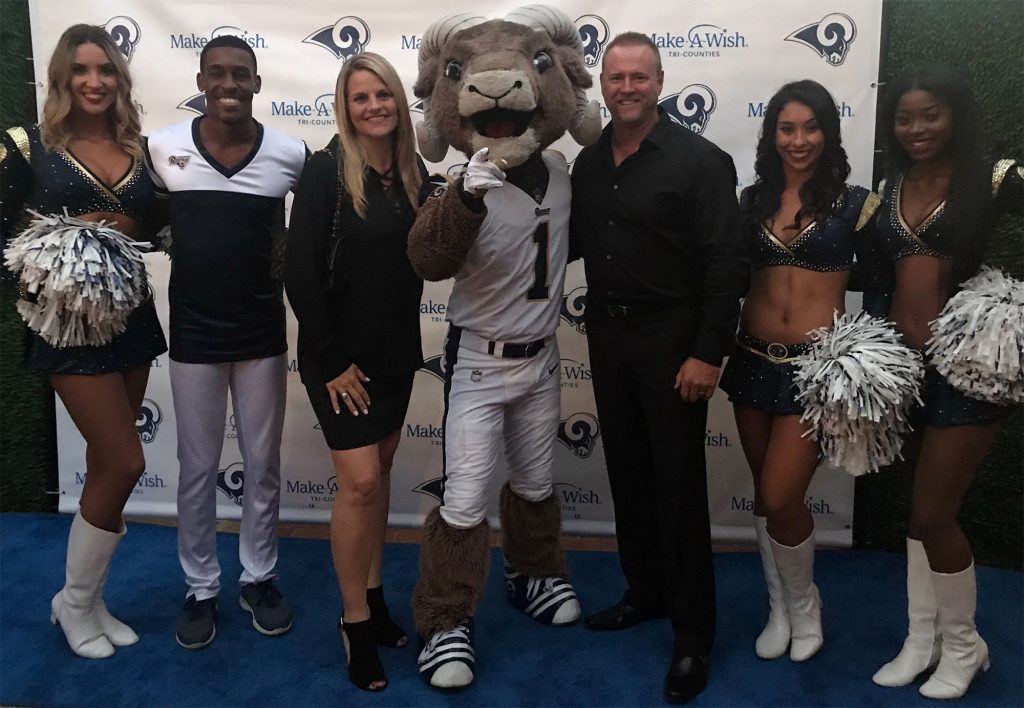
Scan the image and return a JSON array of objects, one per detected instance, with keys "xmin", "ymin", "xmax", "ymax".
[
  {"xmin": 855, "ymin": 191, "xmax": 881, "ymax": 231},
  {"xmin": 0, "ymin": 143, "xmax": 6, "ymax": 163},
  {"xmin": 737, "ymin": 340, "xmax": 801, "ymax": 364},
  {"xmin": 5, "ymin": 126, "xmax": 31, "ymax": 162},
  {"xmin": 991, "ymin": 158, "xmax": 1017, "ymax": 197}
]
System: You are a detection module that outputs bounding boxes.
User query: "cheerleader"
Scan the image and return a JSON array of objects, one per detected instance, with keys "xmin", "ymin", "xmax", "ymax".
[
  {"xmin": 871, "ymin": 66, "xmax": 1021, "ymax": 699},
  {"xmin": 718, "ymin": 80, "xmax": 881, "ymax": 662},
  {"xmin": 0, "ymin": 25, "xmax": 166, "ymax": 658}
]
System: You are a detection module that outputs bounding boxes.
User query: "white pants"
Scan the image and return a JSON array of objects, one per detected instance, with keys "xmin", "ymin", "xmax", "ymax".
[
  {"xmin": 440, "ymin": 331, "xmax": 561, "ymax": 529},
  {"xmin": 170, "ymin": 355, "xmax": 287, "ymax": 600}
]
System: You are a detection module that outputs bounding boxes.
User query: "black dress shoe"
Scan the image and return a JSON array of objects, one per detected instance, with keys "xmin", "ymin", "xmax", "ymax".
[
  {"xmin": 584, "ymin": 598, "xmax": 664, "ymax": 631},
  {"xmin": 663, "ymin": 654, "xmax": 708, "ymax": 704}
]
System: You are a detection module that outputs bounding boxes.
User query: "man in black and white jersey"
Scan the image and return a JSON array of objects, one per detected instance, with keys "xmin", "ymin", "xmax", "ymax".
[{"xmin": 145, "ymin": 35, "xmax": 307, "ymax": 650}]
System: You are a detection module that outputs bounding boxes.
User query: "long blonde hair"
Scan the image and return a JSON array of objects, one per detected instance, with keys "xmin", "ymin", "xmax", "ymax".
[
  {"xmin": 334, "ymin": 53, "xmax": 422, "ymax": 218},
  {"xmin": 40, "ymin": 24, "xmax": 142, "ymax": 158}
]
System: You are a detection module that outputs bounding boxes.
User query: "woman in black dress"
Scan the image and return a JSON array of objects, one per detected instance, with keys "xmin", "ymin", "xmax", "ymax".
[
  {"xmin": 284, "ymin": 52, "xmax": 424, "ymax": 692},
  {"xmin": 0, "ymin": 25, "xmax": 166, "ymax": 659}
]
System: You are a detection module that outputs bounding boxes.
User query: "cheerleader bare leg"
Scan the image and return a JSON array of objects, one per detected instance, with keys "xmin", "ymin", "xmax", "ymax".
[{"xmin": 49, "ymin": 366, "xmax": 151, "ymax": 657}]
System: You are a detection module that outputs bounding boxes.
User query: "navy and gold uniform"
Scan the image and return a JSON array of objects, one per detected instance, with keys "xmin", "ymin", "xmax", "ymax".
[
  {"xmin": 878, "ymin": 159, "xmax": 1023, "ymax": 426},
  {"xmin": 0, "ymin": 125, "xmax": 166, "ymax": 374},
  {"xmin": 719, "ymin": 184, "xmax": 880, "ymax": 415}
]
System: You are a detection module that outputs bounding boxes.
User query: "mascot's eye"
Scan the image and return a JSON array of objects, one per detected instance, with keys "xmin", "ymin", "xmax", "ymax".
[
  {"xmin": 533, "ymin": 52, "xmax": 553, "ymax": 73},
  {"xmin": 444, "ymin": 60, "xmax": 462, "ymax": 82}
]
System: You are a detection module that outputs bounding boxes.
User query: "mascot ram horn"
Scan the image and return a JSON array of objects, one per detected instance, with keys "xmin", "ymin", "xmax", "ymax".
[{"xmin": 413, "ymin": 4, "xmax": 602, "ymax": 167}]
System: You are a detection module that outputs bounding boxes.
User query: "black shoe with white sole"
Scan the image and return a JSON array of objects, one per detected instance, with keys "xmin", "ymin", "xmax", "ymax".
[
  {"xmin": 175, "ymin": 595, "xmax": 217, "ymax": 649},
  {"xmin": 240, "ymin": 580, "xmax": 292, "ymax": 636}
]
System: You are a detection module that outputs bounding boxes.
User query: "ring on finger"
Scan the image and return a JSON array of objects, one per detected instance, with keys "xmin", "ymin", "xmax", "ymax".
[{"xmin": 341, "ymin": 392, "xmax": 349, "ymax": 398}]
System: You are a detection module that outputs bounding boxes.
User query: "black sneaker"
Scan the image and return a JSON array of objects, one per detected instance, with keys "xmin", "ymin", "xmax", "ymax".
[
  {"xmin": 175, "ymin": 595, "xmax": 217, "ymax": 649},
  {"xmin": 239, "ymin": 579, "xmax": 293, "ymax": 636}
]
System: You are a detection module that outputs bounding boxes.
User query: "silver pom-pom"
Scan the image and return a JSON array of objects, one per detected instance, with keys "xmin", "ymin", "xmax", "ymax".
[
  {"xmin": 927, "ymin": 266, "xmax": 1024, "ymax": 405},
  {"xmin": 3, "ymin": 210, "xmax": 151, "ymax": 347},
  {"xmin": 794, "ymin": 311, "xmax": 925, "ymax": 476}
]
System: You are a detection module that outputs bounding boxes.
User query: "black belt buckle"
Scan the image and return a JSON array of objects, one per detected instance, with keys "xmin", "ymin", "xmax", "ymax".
[
  {"xmin": 606, "ymin": 304, "xmax": 629, "ymax": 318},
  {"xmin": 766, "ymin": 343, "xmax": 790, "ymax": 360}
]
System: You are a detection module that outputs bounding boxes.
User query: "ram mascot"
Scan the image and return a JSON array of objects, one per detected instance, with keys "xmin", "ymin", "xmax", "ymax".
[{"xmin": 406, "ymin": 5, "xmax": 601, "ymax": 690}]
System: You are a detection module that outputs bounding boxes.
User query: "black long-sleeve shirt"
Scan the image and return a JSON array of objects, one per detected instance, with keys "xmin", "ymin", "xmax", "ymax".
[
  {"xmin": 284, "ymin": 139, "xmax": 423, "ymax": 384},
  {"xmin": 570, "ymin": 109, "xmax": 748, "ymax": 366}
]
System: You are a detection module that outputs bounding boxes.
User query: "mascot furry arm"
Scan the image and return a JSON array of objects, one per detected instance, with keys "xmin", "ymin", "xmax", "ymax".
[{"xmin": 407, "ymin": 5, "xmax": 601, "ymax": 281}]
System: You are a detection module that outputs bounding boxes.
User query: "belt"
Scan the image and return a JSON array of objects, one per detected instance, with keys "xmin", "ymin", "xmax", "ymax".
[
  {"xmin": 592, "ymin": 299, "xmax": 681, "ymax": 319},
  {"xmin": 456, "ymin": 328, "xmax": 547, "ymax": 359},
  {"xmin": 736, "ymin": 331, "xmax": 813, "ymax": 363}
]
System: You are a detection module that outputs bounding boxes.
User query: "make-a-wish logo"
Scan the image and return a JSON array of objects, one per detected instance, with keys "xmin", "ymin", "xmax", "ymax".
[
  {"xmin": 170, "ymin": 25, "xmax": 268, "ymax": 50},
  {"xmin": 651, "ymin": 24, "xmax": 748, "ymax": 58},
  {"xmin": 557, "ymin": 412, "xmax": 601, "ymax": 459},
  {"xmin": 303, "ymin": 16, "xmax": 371, "ymax": 60},
  {"xmin": 177, "ymin": 92, "xmax": 206, "ymax": 115},
  {"xmin": 412, "ymin": 476, "xmax": 445, "ymax": 502},
  {"xmin": 659, "ymin": 84, "xmax": 716, "ymax": 135},
  {"xmin": 217, "ymin": 462, "xmax": 245, "ymax": 506},
  {"xmin": 784, "ymin": 13, "xmax": 857, "ymax": 66},
  {"xmin": 419, "ymin": 354, "xmax": 445, "ymax": 382},
  {"xmin": 224, "ymin": 413, "xmax": 237, "ymax": 440},
  {"xmin": 575, "ymin": 15, "xmax": 610, "ymax": 68},
  {"xmin": 554, "ymin": 482, "xmax": 602, "ymax": 519},
  {"xmin": 270, "ymin": 93, "xmax": 335, "ymax": 127},
  {"xmin": 560, "ymin": 358, "xmax": 592, "ymax": 389},
  {"xmin": 104, "ymin": 16, "xmax": 141, "ymax": 63},
  {"xmin": 135, "ymin": 398, "xmax": 162, "ymax": 443},
  {"xmin": 559, "ymin": 286, "xmax": 587, "ymax": 335},
  {"xmin": 286, "ymin": 474, "xmax": 338, "ymax": 502}
]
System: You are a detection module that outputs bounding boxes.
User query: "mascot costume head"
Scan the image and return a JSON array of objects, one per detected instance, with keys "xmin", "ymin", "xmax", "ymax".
[{"xmin": 413, "ymin": 5, "xmax": 602, "ymax": 168}]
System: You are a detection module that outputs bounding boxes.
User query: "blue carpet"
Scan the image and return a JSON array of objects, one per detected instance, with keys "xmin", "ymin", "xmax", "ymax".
[{"xmin": 1, "ymin": 513, "xmax": 1020, "ymax": 707}]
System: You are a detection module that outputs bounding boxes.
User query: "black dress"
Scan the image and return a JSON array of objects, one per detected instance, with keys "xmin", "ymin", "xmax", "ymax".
[
  {"xmin": 285, "ymin": 137, "xmax": 424, "ymax": 450},
  {"xmin": 0, "ymin": 125, "xmax": 167, "ymax": 374}
]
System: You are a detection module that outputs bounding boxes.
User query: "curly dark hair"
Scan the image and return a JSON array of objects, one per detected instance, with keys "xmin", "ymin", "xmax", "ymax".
[
  {"xmin": 747, "ymin": 80, "xmax": 850, "ymax": 231},
  {"xmin": 880, "ymin": 65, "xmax": 990, "ymax": 281}
]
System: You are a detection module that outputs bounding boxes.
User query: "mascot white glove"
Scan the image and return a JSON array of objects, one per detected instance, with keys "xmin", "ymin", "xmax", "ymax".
[{"xmin": 463, "ymin": 147, "xmax": 506, "ymax": 194}]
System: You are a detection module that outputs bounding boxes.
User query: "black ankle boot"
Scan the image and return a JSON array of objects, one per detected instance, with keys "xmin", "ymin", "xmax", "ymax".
[
  {"xmin": 339, "ymin": 618, "xmax": 386, "ymax": 691},
  {"xmin": 367, "ymin": 585, "xmax": 408, "ymax": 648}
]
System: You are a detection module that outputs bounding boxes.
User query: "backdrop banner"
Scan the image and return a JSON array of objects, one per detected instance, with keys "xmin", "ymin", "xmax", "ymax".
[{"xmin": 30, "ymin": 0, "xmax": 882, "ymax": 546}]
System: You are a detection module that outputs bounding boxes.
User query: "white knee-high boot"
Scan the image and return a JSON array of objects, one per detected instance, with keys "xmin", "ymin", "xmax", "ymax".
[
  {"xmin": 50, "ymin": 512, "xmax": 137, "ymax": 657},
  {"xmin": 770, "ymin": 532, "xmax": 823, "ymax": 662},
  {"xmin": 872, "ymin": 538, "xmax": 941, "ymax": 686},
  {"xmin": 754, "ymin": 517, "xmax": 790, "ymax": 659},
  {"xmin": 919, "ymin": 563, "xmax": 990, "ymax": 699}
]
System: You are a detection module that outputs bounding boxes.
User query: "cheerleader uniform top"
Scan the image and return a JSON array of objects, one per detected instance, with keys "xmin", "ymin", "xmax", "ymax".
[
  {"xmin": 876, "ymin": 159, "xmax": 1023, "ymax": 263},
  {"xmin": 741, "ymin": 184, "xmax": 881, "ymax": 273},
  {"xmin": 0, "ymin": 125, "xmax": 167, "ymax": 373}
]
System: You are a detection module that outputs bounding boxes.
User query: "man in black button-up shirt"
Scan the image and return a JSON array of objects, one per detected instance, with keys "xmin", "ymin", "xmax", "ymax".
[{"xmin": 569, "ymin": 32, "xmax": 748, "ymax": 704}]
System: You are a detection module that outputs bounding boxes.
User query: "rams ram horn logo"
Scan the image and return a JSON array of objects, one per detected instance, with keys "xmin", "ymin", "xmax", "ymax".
[
  {"xmin": 419, "ymin": 355, "xmax": 445, "ymax": 382},
  {"xmin": 177, "ymin": 92, "xmax": 207, "ymax": 115},
  {"xmin": 557, "ymin": 412, "xmax": 601, "ymax": 459},
  {"xmin": 303, "ymin": 16, "xmax": 371, "ymax": 61},
  {"xmin": 559, "ymin": 287, "xmax": 587, "ymax": 334},
  {"xmin": 659, "ymin": 84, "xmax": 717, "ymax": 135},
  {"xmin": 135, "ymin": 398, "xmax": 162, "ymax": 443},
  {"xmin": 216, "ymin": 462, "xmax": 245, "ymax": 506},
  {"xmin": 104, "ymin": 16, "xmax": 141, "ymax": 62},
  {"xmin": 784, "ymin": 13, "xmax": 857, "ymax": 66},
  {"xmin": 575, "ymin": 15, "xmax": 610, "ymax": 68},
  {"xmin": 412, "ymin": 476, "xmax": 445, "ymax": 502}
]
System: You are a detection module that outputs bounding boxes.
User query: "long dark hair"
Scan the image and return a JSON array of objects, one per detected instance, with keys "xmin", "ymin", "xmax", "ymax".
[
  {"xmin": 747, "ymin": 80, "xmax": 850, "ymax": 230},
  {"xmin": 881, "ymin": 65, "xmax": 990, "ymax": 281}
]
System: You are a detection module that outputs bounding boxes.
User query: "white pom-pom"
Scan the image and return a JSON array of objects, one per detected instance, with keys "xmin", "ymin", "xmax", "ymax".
[
  {"xmin": 927, "ymin": 266, "xmax": 1024, "ymax": 405},
  {"xmin": 794, "ymin": 311, "xmax": 925, "ymax": 476},
  {"xmin": 3, "ymin": 210, "xmax": 151, "ymax": 347}
]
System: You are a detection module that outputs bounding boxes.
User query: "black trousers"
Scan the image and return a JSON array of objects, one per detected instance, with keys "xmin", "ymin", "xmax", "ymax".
[{"xmin": 586, "ymin": 305, "xmax": 716, "ymax": 655}]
